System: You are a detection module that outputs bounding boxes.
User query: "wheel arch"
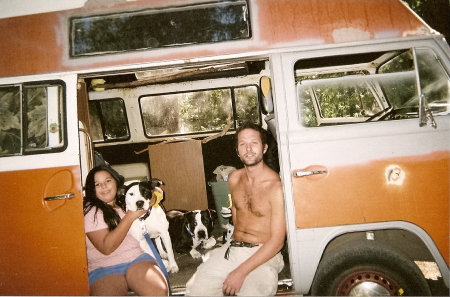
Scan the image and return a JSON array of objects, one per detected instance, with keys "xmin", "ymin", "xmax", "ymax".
[
  {"xmin": 311, "ymin": 238, "xmax": 432, "ymax": 296},
  {"xmin": 297, "ymin": 221, "xmax": 449, "ymax": 294}
]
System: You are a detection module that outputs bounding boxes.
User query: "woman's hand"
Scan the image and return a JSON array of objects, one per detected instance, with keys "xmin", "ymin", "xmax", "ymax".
[
  {"xmin": 125, "ymin": 209, "xmax": 147, "ymax": 220},
  {"xmin": 87, "ymin": 208, "xmax": 147, "ymax": 255}
]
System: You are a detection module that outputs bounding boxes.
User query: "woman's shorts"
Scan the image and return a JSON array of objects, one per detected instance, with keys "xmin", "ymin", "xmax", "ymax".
[{"xmin": 88, "ymin": 253, "xmax": 156, "ymax": 285}]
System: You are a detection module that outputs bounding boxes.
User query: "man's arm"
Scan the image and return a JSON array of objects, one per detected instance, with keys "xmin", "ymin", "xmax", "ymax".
[{"xmin": 222, "ymin": 181, "xmax": 286, "ymax": 295}]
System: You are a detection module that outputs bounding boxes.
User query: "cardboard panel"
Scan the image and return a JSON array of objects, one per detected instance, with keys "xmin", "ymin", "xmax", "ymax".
[{"xmin": 149, "ymin": 140, "xmax": 208, "ymax": 211}]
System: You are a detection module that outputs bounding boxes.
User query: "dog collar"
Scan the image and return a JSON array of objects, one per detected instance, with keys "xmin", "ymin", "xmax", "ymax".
[
  {"xmin": 185, "ymin": 224, "xmax": 195, "ymax": 238},
  {"xmin": 139, "ymin": 207, "xmax": 152, "ymax": 221}
]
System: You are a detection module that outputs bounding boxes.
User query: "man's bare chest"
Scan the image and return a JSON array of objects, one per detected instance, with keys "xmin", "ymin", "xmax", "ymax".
[{"xmin": 234, "ymin": 185, "xmax": 269, "ymax": 217}]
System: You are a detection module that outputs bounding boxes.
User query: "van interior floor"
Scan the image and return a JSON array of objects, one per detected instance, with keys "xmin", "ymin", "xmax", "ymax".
[{"xmin": 168, "ymin": 223, "xmax": 292, "ymax": 296}]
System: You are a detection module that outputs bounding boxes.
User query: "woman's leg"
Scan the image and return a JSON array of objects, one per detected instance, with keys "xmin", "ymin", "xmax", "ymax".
[
  {"xmin": 126, "ymin": 260, "xmax": 168, "ymax": 296},
  {"xmin": 90, "ymin": 274, "xmax": 129, "ymax": 296}
]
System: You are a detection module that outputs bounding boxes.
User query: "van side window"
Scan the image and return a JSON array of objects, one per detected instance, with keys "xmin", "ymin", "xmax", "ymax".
[
  {"xmin": 0, "ymin": 81, "xmax": 66, "ymax": 157},
  {"xmin": 70, "ymin": 0, "xmax": 250, "ymax": 57},
  {"xmin": 296, "ymin": 48, "xmax": 450, "ymax": 127},
  {"xmin": 88, "ymin": 98, "xmax": 130, "ymax": 142},
  {"xmin": 0, "ymin": 86, "xmax": 21, "ymax": 155},
  {"xmin": 140, "ymin": 86, "xmax": 259, "ymax": 137},
  {"xmin": 234, "ymin": 86, "xmax": 260, "ymax": 125}
]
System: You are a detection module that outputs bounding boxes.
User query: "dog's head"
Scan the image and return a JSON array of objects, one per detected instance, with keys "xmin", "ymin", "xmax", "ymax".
[
  {"xmin": 185, "ymin": 209, "xmax": 217, "ymax": 242},
  {"xmin": 118, "ymin": 179, "xmax": 164, "ymax": 212}
]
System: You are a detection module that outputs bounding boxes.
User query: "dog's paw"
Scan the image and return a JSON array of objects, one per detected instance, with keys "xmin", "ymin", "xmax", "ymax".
[
  {"xmin": 162, "ymin": 259, "xmax": 169, "ymax": 267},
  {"xmin": 203, "ymin": 237, "xmax": 217, "ymax": 249},
  {"xmin": 190, "ymin": 249, "xmax": 202, "ymax": 259},
  {"xmin": 159, "ymin": 251, "xmax": 168, "ymax": 259},
  {"xmin": 167, "ymin": 264, "xmax": 179, "ymax": 273},
  {"xmin": 201, "ymin": 251, "xmax": 211, "ymax": 262}
]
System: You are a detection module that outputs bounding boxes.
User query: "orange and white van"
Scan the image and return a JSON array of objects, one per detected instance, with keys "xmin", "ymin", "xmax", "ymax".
[{"xmin": 0, "ymin": 0, "xmax": 448, "ymax": 295}]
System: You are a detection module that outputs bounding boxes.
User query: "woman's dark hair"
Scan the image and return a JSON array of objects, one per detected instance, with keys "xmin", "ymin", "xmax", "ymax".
[{"xmin": 83, "ymin": 165, "xmax": 125, "ymax": 231}]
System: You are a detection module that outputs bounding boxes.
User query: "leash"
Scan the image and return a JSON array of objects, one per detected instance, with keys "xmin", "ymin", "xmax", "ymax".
[
  {"xmin": 185, "ymin": 223, "xmax": 195, "ymax": 238},
  {"xmin": 141, "ymin": 223, "xmax": 170, "ymax": 287}
]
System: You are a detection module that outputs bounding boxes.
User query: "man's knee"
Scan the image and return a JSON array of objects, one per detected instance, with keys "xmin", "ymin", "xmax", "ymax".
[
  {"xmin": 238, "ymin": 266, "xmax": 279, "ymax": 296},
  {"xmin": 186, "ymin": 270, "xmax": 225, "ymax": 296}
]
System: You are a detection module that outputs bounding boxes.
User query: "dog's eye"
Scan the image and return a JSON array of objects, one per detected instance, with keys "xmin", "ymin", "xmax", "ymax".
[
  {"xmin": 129, "ymin": 193, "xmax": 134, "ymax": 196},
  {"xmin": 193, "ymin": 221, "xmax": 197, "ymax": 226}
]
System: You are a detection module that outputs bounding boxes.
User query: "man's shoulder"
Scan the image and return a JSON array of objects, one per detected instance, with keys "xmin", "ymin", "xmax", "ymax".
[
  {"xmin": 263, "ymin": 165, "xmax": 281, "ymax": 182},
  {"xmin": 261, "ymin": 168, "xmax": 282, "ymax": 196},
  {"xmin": 228, "ymin": 168, "xmax": 244, "ymax": 182}
]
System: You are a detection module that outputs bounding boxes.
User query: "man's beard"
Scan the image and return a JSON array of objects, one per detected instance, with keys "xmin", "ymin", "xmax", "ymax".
[{"xmin": 240, "ymin": 153, "xmax": 264, "ymax": 167}]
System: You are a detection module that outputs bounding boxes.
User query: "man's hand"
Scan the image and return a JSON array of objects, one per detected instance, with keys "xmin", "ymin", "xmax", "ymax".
[{"xmin": 222, "ymin": 268, "xmax": 246, "ymax": 296}]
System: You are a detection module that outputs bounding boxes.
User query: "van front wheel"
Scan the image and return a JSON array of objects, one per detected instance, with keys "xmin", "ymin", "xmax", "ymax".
[{"xmin": 310, "ymin": 240, "xmax": 431, "ymax": 296}]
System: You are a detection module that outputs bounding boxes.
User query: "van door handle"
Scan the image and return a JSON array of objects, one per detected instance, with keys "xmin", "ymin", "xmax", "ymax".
[
  {"xmin": 44, "ymin": 192, "xmax": 75, "ymax": 201},
  {"xmin": 293, "ymin": 170, "xmax": 328, "ymax": 177}
]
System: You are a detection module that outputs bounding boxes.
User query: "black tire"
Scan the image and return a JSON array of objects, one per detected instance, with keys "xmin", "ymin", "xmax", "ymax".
[{"xmin": 311, "ymin": 240, "xmax": 432, "ymax": 296}]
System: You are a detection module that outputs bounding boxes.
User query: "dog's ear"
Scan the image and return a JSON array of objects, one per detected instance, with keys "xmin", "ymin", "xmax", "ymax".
[
  {"xmin": 150, "ymin": 178, "xmax": 164, "ymax": 189},
  {"xmin": 185, "ymin": 211, "xmax": 196, "ymax": 222},
  {"xmin": 116, "ymin": 186, "xmax": 127, "ymax": 211},
  {"xmin": 117, "ymin": 186, "xmax": 126, "ymax": 198},
  {"xmin": 138, "ymin": 181, "xmax": 154, "ymax": 199}
]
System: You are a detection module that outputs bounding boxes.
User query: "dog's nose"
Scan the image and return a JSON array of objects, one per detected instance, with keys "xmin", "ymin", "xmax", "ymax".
[
  {"xmin": 136, "ymin": 200, "xmax": 144, "ymax": 209},
  {"xmin": 197, "ymin": 230, "xmax": 206, "ymax": 239}
]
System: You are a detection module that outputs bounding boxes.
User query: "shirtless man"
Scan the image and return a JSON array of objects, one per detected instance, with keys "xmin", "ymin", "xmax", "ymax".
[{"xmin": 186, "ymin": 122, "xmax": 286, "ymax": 296}]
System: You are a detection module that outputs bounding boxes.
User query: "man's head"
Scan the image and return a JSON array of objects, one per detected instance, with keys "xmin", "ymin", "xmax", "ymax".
[
  {"xmin": 235, "ymin": 122, "xmax": 268, "ymax": 167},
  {"xmin": 234, "ymin": 122, "xmax": 268, "ymax": 148}
]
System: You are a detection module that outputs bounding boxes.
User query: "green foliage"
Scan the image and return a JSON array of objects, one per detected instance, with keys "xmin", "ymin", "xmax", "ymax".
[
  {"xmin": 0, "ymin": 87, "xmax": 21, "ymax": 154},
  {"xmin": 25, "ymin": 87, "xmax": 47, "ymax": 149},
  {"xmin": 297, "ymin": 48, "xmax": 449, "ymax": 126},
  {"xmin": 234, "ymin": 86, "xmax": 259, "ymax": 125},
  {"xmin": 179, "ymin": 89, "xmax": 231, "ymax": 132},
  {"xmin": 298, "ymin": 71, "xmax": 378, "ymax": 126},
  {"xmin": 378, "ymin": 51, "xmax": 416, "ymax": 108},
  {"xmin": 140, "ymin": 86, "xmax": 258, "ymax": 137}
]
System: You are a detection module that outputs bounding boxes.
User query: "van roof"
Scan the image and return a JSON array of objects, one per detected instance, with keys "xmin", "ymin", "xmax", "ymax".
[{"xmin": 0, "ymin": 0, "xmax": 436, "ymax": 77}]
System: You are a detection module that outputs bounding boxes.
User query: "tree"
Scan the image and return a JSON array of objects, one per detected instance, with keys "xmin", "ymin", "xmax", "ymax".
[{"xmin": 403, "ymin": 0, "xmax": 450, "ymax": 44}]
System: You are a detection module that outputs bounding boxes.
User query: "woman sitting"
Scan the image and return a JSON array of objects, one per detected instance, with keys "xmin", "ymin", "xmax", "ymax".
[{"xmin": 83, "ymin": 165, "xmax": 168, "ymax": 296}]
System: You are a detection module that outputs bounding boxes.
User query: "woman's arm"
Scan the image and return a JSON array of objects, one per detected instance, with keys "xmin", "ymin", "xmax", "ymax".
[{"xmin": 86, "ymin": 209, "xmax": 145, "ymax": 255}]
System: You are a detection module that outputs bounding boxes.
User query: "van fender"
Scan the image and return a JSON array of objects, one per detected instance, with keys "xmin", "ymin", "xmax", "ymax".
[{"xmin": 294, "ymin": 221, "xmax": 449, "ymax": 294}]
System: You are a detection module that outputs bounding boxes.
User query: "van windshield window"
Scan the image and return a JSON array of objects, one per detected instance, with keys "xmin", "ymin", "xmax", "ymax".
[{"xmin": 296, "ymin": 48, "xmax": 450, "ymax": 127}]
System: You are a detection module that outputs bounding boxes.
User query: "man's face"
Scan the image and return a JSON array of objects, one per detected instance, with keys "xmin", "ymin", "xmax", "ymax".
[{"xmin": 237, "ymin": 128, "xmax": 267, "ymax": 167}]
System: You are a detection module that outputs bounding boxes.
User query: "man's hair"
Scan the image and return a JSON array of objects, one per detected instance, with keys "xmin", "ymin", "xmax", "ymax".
[{"xmin": 234, "ymin": 122, "xmax": 268, "ymax": 148}]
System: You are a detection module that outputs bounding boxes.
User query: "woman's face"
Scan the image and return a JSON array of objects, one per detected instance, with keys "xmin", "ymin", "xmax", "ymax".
[{"xmin": 94, "ymin": 170, "xmax": 118, "ymax": 205}]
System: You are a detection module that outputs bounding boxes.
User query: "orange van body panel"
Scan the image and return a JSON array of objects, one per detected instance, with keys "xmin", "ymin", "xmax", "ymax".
[
  {"xmin": 293, "ymin": 151, "xmax": 449, "ymax": 264},
  {"xmin": 0, "ymin": 0, "xmax": 432, "ymax": 77},
  {"xmin": 0, "ymin": 165, "xmax": 89, "ymax": 295}
]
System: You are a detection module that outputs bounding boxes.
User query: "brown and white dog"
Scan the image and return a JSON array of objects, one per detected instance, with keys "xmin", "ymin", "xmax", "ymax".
[
  {"xmin": 118, "ymin": 179, "xmax": 179, "ymax": 273},
  {"xmin": 167, "ymin": 209, "xmax": 217, "ymax": 259}
]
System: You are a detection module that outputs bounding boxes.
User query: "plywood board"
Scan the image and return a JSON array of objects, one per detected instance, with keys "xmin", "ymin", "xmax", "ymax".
[{"xmin": 149, "ymin": 140, "xmax": 207, "ymax": 211}]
